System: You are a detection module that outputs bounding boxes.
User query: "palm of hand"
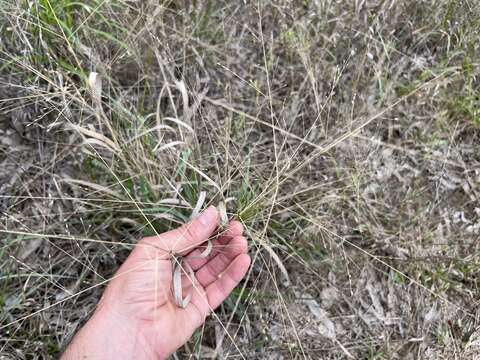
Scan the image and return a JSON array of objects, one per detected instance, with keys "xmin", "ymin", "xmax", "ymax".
[{"xmin": 65, "ymin": 207, "xmax": 250, "ymax": 360}]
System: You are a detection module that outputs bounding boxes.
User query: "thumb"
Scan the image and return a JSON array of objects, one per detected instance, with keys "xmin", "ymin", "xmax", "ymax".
[{"xmin": 142, "ymin": 206, "xmax": 220, "ymax": 254}]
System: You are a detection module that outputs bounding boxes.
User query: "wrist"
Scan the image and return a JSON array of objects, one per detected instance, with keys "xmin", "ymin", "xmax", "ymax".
[{"xmin": 62, "ymin": 306, "xmax": 155, "ymax": 359}]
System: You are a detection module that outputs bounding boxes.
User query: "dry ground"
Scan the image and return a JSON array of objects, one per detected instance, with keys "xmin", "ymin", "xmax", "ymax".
[{"xmin": 1, "ymin": 1, "xmax": 480, "ymax": 359}]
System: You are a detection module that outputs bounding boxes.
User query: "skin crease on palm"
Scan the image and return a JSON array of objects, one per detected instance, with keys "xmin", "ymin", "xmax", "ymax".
[{"xmin": 61, "ymin": 206, "xmax": 251, "ymax": 359}]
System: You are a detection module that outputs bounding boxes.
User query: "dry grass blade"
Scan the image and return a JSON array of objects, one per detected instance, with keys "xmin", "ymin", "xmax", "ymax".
[
  {"xmin": 87, "ymin": 72, "xmax": 102, "ymax": 103},
  {"xmin": 153, "ymin": 140, "xmax": 186, "ymax": 153},
  {"xmin": 69, "ymin": 124, "xmax": 120, "ymax": 153},
  {"xmin": 172, "ymin": 258, "xmax": 194, "ymax": 308},
  {"xmin": 126, "ymin": 124, "xmax": 175, "ymax": 144},
  {"xmin": 174, "ymin": 80, "xmax": 191, "ymax": 126},
  {"xmin": 217, "ymin": 201, "xmax": 229, "ymax": 227},
  {"xmin": 191, "ymin": 191, "xmax": 207, "ymax": 219},
  {"xmin": 163, "ymin": 116, "xmax": 195, "ymax": 134},
  {"xmin": 260, "ymin": 239, "xmax": 290, "ymax": 286},
  {"xmin": 60, "ymin": 178, "xmax": 123, "ymax": 199}
]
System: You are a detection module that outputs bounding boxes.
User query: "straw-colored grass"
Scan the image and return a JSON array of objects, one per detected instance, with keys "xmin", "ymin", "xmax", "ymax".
[{"xmin": 1, "ymin": 0, "xmax": 480, "ymax": 358}]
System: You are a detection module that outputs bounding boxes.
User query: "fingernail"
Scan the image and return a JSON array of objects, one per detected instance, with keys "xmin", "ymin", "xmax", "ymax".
[{"xmin": 199, "ymin": 205, "xmax": 217, "ymax": 226}]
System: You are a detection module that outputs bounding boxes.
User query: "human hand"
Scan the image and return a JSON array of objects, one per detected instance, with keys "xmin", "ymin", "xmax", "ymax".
[{"xmin": 61, "ymin": 206, "xmax": 250, "ymax": 359}]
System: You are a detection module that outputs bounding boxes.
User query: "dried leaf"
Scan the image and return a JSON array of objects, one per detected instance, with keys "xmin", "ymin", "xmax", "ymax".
[
  {"xmin": 88, "ymin": 72, "xmax": 102, "ymax": 102},
  {"xmin": 70, "ymin": 124, "xmax": 120, "ymax": 153},
  {"xmin": 218, "ymin": 201, "xmax": 229, "ymax": 226},
  {"xmin": 173, "ymin": 258, "xmax": 194, "ymax": 308},
  {"xmin": 262, "ymin": 241, "xmax": 290, "ymax": 286},
  {"xmin": 191, "ymin": 191, "xmax": 206, "ymax": 220}
]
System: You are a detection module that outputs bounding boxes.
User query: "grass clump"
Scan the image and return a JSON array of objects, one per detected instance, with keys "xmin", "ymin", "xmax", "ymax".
[{"xmin": 1, "ymin": 0, "xmax": 480, "ymax": 358}]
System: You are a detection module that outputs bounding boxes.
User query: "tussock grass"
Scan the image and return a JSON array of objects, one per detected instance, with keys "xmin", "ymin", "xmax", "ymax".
[{"xmin": 1, "ymin": 0, "xmax": 480, "ymax": 358}]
